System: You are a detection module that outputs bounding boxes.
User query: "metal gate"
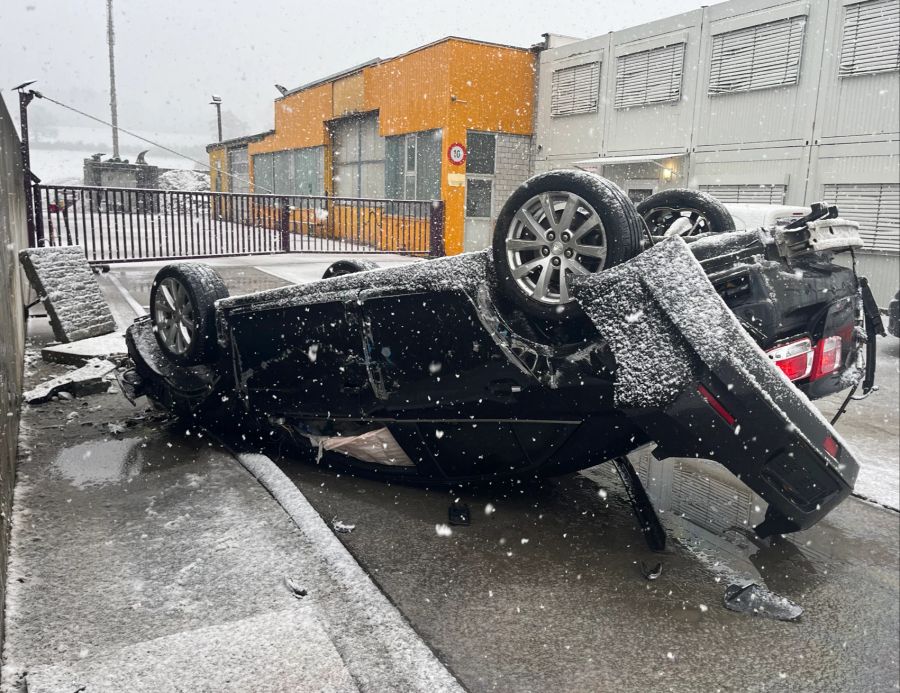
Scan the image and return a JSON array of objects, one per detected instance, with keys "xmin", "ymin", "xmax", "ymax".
[{"xmin": 31, "ymin": 184, "xmax": 444, "ymax": 262}]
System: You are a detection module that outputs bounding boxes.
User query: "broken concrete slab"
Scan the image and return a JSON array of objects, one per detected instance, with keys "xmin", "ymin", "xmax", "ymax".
[
  {"xmin": 19, "ymin": 245, "xmax": 117, "ymax": 343},
  {"xmin": 23, "ymin": 358, "xmax": 116, "ymax": 404},
  {"xmin": 41, "ymin": 331, "xmax": 127, "ymax": 366}
]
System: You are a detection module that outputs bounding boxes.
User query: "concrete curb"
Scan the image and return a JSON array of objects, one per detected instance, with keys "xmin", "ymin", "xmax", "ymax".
[{"xmin": 233, "ymin": 452, "xmax": 464, "ymax": 693}]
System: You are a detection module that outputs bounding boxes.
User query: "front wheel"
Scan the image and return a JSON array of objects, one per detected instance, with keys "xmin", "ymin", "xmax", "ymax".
[
  {"xmin": 492, "ymin": 171, "xmax": 644, "ymax": 322},
  {"xmin": 150, "ymin": 263, "xmax": 229, "ymax": 366}
]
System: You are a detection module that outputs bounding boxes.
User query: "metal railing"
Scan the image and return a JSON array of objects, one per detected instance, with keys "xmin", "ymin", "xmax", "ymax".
[{"xmin": 31, "ymin": 184, "xmax": 445, "ymax": 263}]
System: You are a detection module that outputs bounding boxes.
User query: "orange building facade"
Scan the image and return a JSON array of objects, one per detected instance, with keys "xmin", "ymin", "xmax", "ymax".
[{"xmin": 208, "ymin": 38, "xmax": 535, "ymax": 255}]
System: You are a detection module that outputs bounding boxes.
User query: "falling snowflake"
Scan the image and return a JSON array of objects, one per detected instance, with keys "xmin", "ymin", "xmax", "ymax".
[{"xmin": 435, "ymin": 524, "xmax": 453, "ymax": 537}]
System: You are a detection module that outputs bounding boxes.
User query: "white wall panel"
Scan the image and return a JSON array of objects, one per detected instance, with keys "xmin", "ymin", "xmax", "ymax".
[
  {"xmin": 695, "ymin": 0, "xmax": 820, "ymax": 149},
  {"xmin": 813, "ymin": 0, "xmax": 900, "ymax": 143},
  {"xmin": 533, "ymin": 37, "xmax": 609, "ymax": 167},
  {"xmin": 604, "ymin": 14, "xmax": 702, "ymax": 155},
  {"xmin": 531, "ymin": 0, "xmax": 899, "ymax": 263}
]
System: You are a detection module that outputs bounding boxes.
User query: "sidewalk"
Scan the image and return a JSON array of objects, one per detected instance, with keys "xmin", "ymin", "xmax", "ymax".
[{"xmin": 2, "ymin": 343, "xmax": 461, "ymax": 692}]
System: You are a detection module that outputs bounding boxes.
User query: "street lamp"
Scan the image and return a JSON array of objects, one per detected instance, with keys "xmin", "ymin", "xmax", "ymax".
[{"xmin": 209, "ymin": 94, "xmax": 222, "ymax": 143}]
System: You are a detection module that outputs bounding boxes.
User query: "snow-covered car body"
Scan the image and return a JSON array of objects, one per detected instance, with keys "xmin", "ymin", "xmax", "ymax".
[{"xmin": 125, "ymin": 221, "xmax": 869, "ymax": 537}]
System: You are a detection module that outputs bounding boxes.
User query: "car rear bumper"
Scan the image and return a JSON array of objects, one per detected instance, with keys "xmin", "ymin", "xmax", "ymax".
[
  {"xmin": 637, "ymin": 363, "xmax": 855, "ymax": 535},
  {"xmin": 572, "ymin": 236, "xmax": 859, "ymax": 535}
]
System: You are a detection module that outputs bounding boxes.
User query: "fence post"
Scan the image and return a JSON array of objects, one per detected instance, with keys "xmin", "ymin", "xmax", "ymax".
[
  {"xmin": 428, "ymin": 200, "xmax": 445, "ymax": 258},
  {"xmin": 279, "ymin": 197, "xmax": 291, "ymax": 253},
  {"xmin": 31, "ymin": 184, "xmax": 45, "ymax": 247}
]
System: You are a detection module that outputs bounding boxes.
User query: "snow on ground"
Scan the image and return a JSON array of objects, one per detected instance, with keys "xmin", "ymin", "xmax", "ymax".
[
  {"xmin": 157, "ymin": 169, "xmax": 210, "ymax": 191},
  {"xmin": 818, "ymin": 336, "xmax": 900, "ymax": 510}
]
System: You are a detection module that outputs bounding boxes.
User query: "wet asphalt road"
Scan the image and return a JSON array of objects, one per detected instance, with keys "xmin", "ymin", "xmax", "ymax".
[
  {"xmin": 271, "ymin": 456, "xmax": 898, "ymax": 693},
  {"xmin": 99, "ymin": 256, "xmax": 900, "ymax": 692}
]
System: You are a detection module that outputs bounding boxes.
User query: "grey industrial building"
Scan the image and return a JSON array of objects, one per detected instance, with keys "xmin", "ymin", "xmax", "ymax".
[{"xmin": 531, "ymin": 0, "xmax": 898, "ymax": 304}]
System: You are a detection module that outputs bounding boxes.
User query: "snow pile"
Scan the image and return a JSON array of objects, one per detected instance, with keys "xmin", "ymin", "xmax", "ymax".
[{"xmin": 157, "ymin": 169, "xmax": 210, "ymax": 192}]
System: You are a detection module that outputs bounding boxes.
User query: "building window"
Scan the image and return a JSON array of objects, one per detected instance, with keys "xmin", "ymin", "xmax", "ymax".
[
  {"xmin": 465, "ymin": 131, "xmax": 496, "ymax": 219},
  {"xmin": 332, "ymin": 113, "xmax": 385, "ymax": 199},
  {"xmin": 252, "ymin": 148, "xmax": 324, "ymax": 196},
  {"xmin": 385, "ymin": 130, "xmax": 442, "ymax": 200},
  {"xmin": 840, "ymin": 0, "xmax": 900, "ymax": 78},
  {"xmin": 627, "ymin": 188, "xmax": 654, "ymax": 204},
  {"xmin": 466, "ymin": 132, "xmax": 496, "ymax": 175},
  {"xmin": 551, "ymin": 62, "xmax": 601, "ymax": 117},
  {"xmin": 405, "ymin": 135, "xmax": 417, "ymax": 198},
  {"xmin": 227, "ymin": 147, "xmax": 249, "ymax": 194},
  {"xmin": 466, "ymin": 178, "xmax": 493, "ymax": 218},
  {"xmin": 293, "ymin": 147, "xmax": 325, "ymax": 196},
  {"xmin": 615, "ymin": 43, "xmax": 685, "ymax": 109},
  {"xmin": 252, "ymin": 152, "xmax": 274, "ymax": 194},
  {"xmin": 708, "ymin": 16, "xmax": 806, "ymax": 95},
  {"xmin": 273, "ymin": 150, "xmax": 293, "ymax": 195},
  {"xmin": 823, "ymin": 183, "xmax": 899, "ymax": 252},
  {"xmin": 699, "ymin": 184, "xmax": 786, "ymax": 204}
]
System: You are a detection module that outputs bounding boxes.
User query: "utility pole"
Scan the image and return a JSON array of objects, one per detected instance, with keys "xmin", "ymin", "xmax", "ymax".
[
  {"xmin": 106, "ymin": 0, "xmax": 120, "ymax": 160},
  {"xmin": 15, "ymin": 82, "xmax": 38, "ymax": 245}
]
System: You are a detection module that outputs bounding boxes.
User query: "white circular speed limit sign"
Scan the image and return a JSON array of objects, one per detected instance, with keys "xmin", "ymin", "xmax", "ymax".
[{"xmin": 447, "ymin": 143, "xmax": 467, "ymax": 165}]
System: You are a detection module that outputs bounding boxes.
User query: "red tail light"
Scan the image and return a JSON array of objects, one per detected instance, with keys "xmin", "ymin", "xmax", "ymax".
[
  {"xmin": 810, "ymin": 335, "xmax": 842, "ymax": 381},
  {"xmin": 767, "ymin": 338, "xmax": 814, "ymax": 381},
  {"xmin": 698, "ymin": 384, "xmax": 736, "ymax": 426},
  {"xmin": 823, "ymin": 435, "xmax": 840, "ymax": 459}
]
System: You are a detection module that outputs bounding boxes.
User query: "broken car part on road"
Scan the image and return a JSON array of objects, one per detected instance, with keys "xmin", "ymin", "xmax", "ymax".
[{"xmin": 120, "ymin": 173, "xmax": 875, "ymax": 541}]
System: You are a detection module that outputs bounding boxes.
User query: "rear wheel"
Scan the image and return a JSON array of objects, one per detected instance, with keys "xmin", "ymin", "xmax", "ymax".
[
  {"xmin": 150, "ymin": 263, "xmax": 229, "ymax": 366},
  {"xmin": 636, "ymin": 188, "xmax": 735, "ymax": 237},
  {"xmin": 492, "ymin": 171, "xmax": 643, "ymax": 321}
]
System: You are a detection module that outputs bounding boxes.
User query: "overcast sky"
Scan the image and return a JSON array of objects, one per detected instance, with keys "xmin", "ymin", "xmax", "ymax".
[{"xmin": 2, "ymin": 0, "xmax": 707, "ymax": 146}]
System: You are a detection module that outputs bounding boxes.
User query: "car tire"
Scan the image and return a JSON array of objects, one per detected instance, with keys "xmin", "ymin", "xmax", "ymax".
[
  {"xmin": 492, "ymin": 171, "xmax": 643, "ymax": 322},
  {"xmin": 150, "ymin": 263, "xmax": 229, "ymax": 366},
  {"xmin": 636, "ymin": 188, "xmax": 735, "ymax": 237},
  {"xmin": 322, "ymin": 258, "xmax": 379, "ymax": 279}
]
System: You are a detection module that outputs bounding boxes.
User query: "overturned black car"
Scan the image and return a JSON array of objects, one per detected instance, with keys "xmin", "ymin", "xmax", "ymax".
[{"xmin": 122, "ymin": 172, "xmax": 883, "ymax": 539}]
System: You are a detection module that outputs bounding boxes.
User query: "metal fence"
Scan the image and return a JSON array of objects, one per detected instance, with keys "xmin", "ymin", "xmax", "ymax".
[{"xmin": 31, "ymin": 184, "xmax": 445, "ymax": 263}]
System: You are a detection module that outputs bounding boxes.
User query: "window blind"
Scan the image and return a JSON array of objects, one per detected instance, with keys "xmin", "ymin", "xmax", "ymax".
[
  {"xmin": 615, "ymin": 43, "xmax": 685, "ymax": 109},
  {"xmin": 699, "ymin": 184, "xmax": 787, "ymax": 204},
  {"xmin": 708, "ymin": 16, "xmax": 806, "ymax": 95},
  {"xmin": 824, "ymin": 183, "xmax": 899, "ymax": 252},
  {"xmin": 839, "ymin": 0, "xmax": 900, "ymax": 77},
  {"xmin": 551, "ymin": 62, "xmax": 600, "ymax": 116}
]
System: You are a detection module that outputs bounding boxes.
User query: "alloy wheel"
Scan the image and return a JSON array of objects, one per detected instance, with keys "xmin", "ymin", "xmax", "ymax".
[
  {"xmin": 153, "ymin": 277, "xmax": 195, "ymax": 355},
  {"xmin": 504, "ymin": 191, "xmax": 608, "ymax": 305}
]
